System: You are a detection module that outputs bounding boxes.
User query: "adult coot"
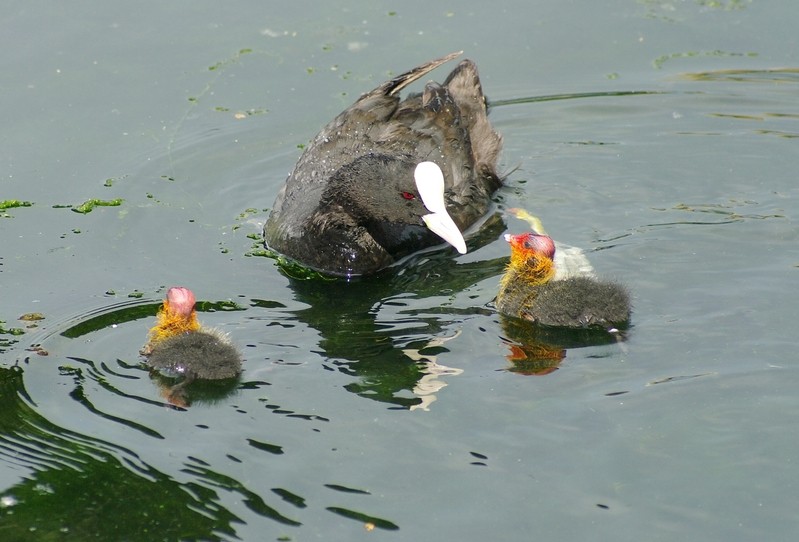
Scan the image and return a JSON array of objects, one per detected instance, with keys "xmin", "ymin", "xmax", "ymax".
[
  {"xmin": 141, "ymin": 287, "xmax": 242, "ymax": 381},
  {"xmin": 264, "ymin": 51, "xmax": 503, "ymax": 277},
  {"xmin": 495, "ymin": 216, "xmax": 631, "ymax": 329}
]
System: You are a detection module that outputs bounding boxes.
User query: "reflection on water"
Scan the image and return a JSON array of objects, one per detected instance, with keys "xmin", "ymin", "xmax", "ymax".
[
  {"xmin": 402, "ymin": 330, "xmax": 464, "ymax": 411},
  {"xmin": 148, "ymin": 370, "xmax": 241, "ymax": 409},
  {"xmin": 272, "ymin": 213, "xmax": 508, "ymax": 408},
  {"xmin": 1, "ymin": 211, "xmax": 633, "ymax": 537},
  {"xmin": 6, "ymin": 21, "xmax": 795, "ymax": 537},
  {"xmin": 58, "ymin": 357, "xmax": 165, "ymax": 438},
  {"xmin": 6, "ymin": 347, "xmax": 401, "ymax": 537},
  {"xmin": 0, "ymin": 366, "xmax": 240, "ymax": 541},
  {"xmin": 499, "ymin": 314, "xmax": 628, "ymax": 375}
]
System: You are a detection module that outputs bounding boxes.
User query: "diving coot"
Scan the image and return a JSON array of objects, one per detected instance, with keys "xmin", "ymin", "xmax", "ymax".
[
  {"xmin": 264, "ymin": 51, "xmax": 503, "ymax": 277},
  {"xmin": 141, "ymin": 287, "xmax": 242, "ymax": 381},
  {"xmin": 495, "ymin": 220, "xmax": 631, "ymax": 329}
]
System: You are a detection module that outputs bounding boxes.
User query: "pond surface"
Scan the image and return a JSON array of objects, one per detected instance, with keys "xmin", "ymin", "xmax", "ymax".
[{"xmin": 2, "ymin": 1, "xmax": 798, "ymax": 540}]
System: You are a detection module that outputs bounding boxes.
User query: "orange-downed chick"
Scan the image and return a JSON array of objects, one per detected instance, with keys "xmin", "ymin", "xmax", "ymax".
[
  {"xmin": 496, "ymin": 232, "xmax": 557, "ymax": 318},
  {"xmin": 141, "ymin": 287, "xmax": 242, "ymax": 382},
  {"xmin": 496, "ymin": 230, "xmax": 630, "ymax": 329}
]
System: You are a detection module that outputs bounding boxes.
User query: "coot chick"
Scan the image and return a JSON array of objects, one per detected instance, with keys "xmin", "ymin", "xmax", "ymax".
[
  {"xmin": 142, "ymin": 287, "xmax": 242, "ymax": 381},
  {"xmin": 264, "ymin": 51, "xmax": 503, "ymax": 277},
  {"xmin": 495, "ymin": 228, "xmax": 631, "ymax": 329}
]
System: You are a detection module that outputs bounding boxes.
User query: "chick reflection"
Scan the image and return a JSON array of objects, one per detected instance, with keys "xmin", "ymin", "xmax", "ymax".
[
  {"xmin": 148, "ymin": 372, "xmax": 241, "ymax": 408},
  {"xmin": 500, "ymin": 315, "xmax": 627, "ymax": 375},
  {"xmin": 499, "ymin": 316, "xmax": 565, "ymax": 375},
  {"xmin": 141, "ymin": 287, "xmax": 242, "ymax": 407}
]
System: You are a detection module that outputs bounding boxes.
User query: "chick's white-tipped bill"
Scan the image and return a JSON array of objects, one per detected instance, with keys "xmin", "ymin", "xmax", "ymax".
[{"xmin": 422, "ymin": 213, "xmax": 467, "ymax": 254}]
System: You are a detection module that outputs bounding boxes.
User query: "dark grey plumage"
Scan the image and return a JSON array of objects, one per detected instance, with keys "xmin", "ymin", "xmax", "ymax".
[
  {"xmin": 146, "ymin": 330, "xmax": 242, "ymax": 381},
  {"xmin": 500, "ymin": 276, "xmax": 631, "ymax": 329},
  {"xmin": 264, "ymin": 52, "xmax": 502, "ymax": 277}
]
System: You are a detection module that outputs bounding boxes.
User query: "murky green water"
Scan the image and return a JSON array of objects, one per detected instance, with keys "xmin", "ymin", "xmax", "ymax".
[{"xmin": 2, "ymin": 1, "xmax": 798, "ymax": 540}]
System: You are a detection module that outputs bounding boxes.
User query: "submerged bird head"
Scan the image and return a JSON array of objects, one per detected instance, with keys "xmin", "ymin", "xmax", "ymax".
[{"xmin": 504, "ymin": 231, "xmax": 557, "ymax": 285}]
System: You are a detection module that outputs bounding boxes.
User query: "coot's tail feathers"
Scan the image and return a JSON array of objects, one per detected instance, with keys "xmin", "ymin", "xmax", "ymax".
[
  {"xmin": 360, "ymin": 51, "xmax": 502, "ymax": 193},
  {"xmin": 377, "ymin": 51, "xmax": 464, "ymax": 97},
  {"xmin": 444, "ymin": 60, "xmax": 503, "ymax": 182}
]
